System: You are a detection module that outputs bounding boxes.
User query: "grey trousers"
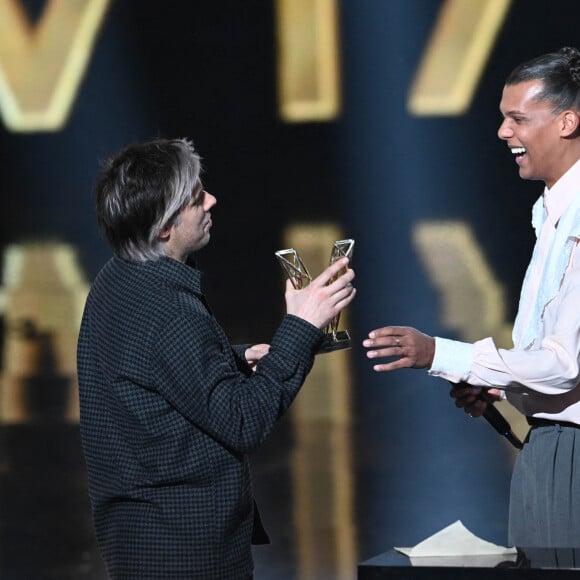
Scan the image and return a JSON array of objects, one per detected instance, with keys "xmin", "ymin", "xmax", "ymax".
[{"xmin": 509, "ymin": 424, "xmax": 580, "ymax": 547}]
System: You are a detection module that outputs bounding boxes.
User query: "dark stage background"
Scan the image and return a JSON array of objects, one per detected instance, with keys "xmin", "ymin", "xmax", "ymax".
[{"xmin": 0, "ymin": 1, "xmax": 579, "ymax": 578}]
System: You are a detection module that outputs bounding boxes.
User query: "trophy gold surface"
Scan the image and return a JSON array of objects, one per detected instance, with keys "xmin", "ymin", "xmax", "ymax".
[{"xmin": 275, "ymin": 239, "xmax": 354, "ymax": 353}]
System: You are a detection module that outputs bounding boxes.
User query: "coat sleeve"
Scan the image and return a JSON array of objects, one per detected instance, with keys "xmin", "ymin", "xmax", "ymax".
[{"xmin": 151, "ymin": 313, "xmax": 323, "ymax": 453}]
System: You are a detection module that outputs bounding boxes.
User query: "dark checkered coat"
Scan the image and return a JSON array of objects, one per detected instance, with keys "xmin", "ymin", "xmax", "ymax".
[{"xmin": 77, "ymin": 256, "xmax": 323, "ymax": 579}]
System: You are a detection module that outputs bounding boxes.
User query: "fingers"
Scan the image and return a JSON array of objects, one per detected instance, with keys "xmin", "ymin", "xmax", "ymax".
[
  {"xmin": 333, "ymin": 286, "xmax": 357, "ymax": 311},
  {"xmin": 366, "ymin": 325, "xmax": 407, "ymax": 341},
  {"xmin": 364, "ymin": 337, "xmax": 418, "ymax": 371},
  {"xmin": 284, "ymin": 258, "xmax": 355, "ymax": 328},
  {"xmin": 368, "ymin": 357, "xmax": 411, "ymax": 372},
  {"xmin": 246, "ymin": 343, "xmax": 270, "ymax": 359},
  {"xmin": 449, "ymin": 384, "xmax": 486, "ymax": 417},
  {"xmin": 450, "ymin": 384, "xmax": 482, "ymax": 400},
  {"xmin": 315, "ymin": 258, "xmax": 355, "ymax": 308},
  {"xmin": 362, "ymin": 326, "xmax": 434, "ymax": 370},
  {"xmin": 296, "ymin": 257, "xmax": 354, "ymax": 302},
  {"xmin": 285, "ymin": 276, "xmax": 302, "ymax": 291},
  {"xmin": 486, "ymin": 388, "xmax": 503, "ymax": 401},
  {"xmin": 245, "ymin": 343, "xmax": 271, "ymax": 370},
  {"xmin": 364, "ymin": 344, "xmax": 405, "ymax": 363},
  {"xmin": 363, "ymin": 326, "xmax": 410, "ymax": 354},
  {"xmin": 450, "ymin": 385, "xmax": 479, "ymax": 408},
  {"xmin": 313, "ymin": 257, "xmax": 352, "ymax": 288},
  {"xmin": 362, "ymin": 326, "xmax": 404, "ymax": 359}
]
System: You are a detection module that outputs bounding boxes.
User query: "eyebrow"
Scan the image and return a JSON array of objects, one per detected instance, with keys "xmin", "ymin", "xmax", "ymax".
[{"xmin": 500, "ymin": 108, "xmax": 526, "ymax": 118}]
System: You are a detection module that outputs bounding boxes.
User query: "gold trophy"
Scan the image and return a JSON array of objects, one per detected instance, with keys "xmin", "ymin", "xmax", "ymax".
[{"xmin": 275, "ymin": 239, "xmax": 354, "ymax": 353}]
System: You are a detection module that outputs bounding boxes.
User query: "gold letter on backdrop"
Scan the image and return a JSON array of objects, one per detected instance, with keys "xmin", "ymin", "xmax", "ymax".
[
  {"xmin": 276, "ymin": 0, "xmax": 341, "ymax": 122},
  {"xmin": 412, "ymin": 220, "xmax": 528, "ymax": 446},
  {"xmin": 408, "ymin": 0, "xmax": 511, "ymax": 116},
  {"xmin": 0, "ymin": 0, "xmax": 110, "ymax": 132},
  {"xmin": 412, "ymin": 220, "xmax": 512, "ymax": 345}
]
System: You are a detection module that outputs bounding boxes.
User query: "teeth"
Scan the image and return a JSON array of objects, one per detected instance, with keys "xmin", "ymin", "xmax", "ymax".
[{"xmin": 511, "ymin": 147, "xmax": 526, "ymax": 155}]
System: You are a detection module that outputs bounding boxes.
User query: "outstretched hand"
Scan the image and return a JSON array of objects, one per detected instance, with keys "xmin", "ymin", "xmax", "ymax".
[
  {"xmin": 362, "ymin": 325, "xmax": 435, "ymax": 371},
  {"xmin": 285, "ymin": 257, "xmax": 356, "ymax": 329}
]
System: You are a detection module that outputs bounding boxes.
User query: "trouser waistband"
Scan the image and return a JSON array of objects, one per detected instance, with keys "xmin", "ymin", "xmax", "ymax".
[{"xmin": 527, "ymin": 417, "xmax": 580, "ymax": 429}]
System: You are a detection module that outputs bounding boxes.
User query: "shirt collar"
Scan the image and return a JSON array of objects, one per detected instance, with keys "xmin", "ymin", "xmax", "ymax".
[
  {"xmin": 543, "ymin": 158, "xmax": 580, "ymax": 226},
  {"xmin": 121, "ymin": 256, "xmax": 203, "ymax": 295}
]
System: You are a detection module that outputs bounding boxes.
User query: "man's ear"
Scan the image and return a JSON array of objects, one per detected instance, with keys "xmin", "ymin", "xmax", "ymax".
[
  {"xmin": 561, "ymin": 110, "xmax": 580, "ymax": 137},
  {"xmin": 158, "ymin": 224, "xmax": 172, "ymax": 241}
]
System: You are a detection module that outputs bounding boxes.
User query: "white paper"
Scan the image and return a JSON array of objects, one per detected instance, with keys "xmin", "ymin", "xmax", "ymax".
[
  {"xmin": 407, "ymin": 554, "xmax": 518, "ymax": 568},
  {"xmin": 395, "ymin": 520, "xmax": 517, "ymax": 563}
]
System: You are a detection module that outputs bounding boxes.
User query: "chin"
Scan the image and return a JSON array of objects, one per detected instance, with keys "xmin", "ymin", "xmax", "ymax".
[{"xmin": 194, "ymin": 237, "xmax": 211, "ymax": 252}]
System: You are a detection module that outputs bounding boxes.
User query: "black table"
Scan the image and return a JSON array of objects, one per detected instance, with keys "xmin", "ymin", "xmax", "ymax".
[{"xmin": 358, "ymin": 548, "xmax": 580, "ymax": 579}]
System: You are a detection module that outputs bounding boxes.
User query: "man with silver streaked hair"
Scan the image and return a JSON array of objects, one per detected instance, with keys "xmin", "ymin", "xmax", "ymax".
[
  {"xmin": 95, "ymin": 138, "xmax": 202, "ymax": 261},
  {"xmin": 78, "ymin": 137, "xmax": 356, "ymax": 578}
]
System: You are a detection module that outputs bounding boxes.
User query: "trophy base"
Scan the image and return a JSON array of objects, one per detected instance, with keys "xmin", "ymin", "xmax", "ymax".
[{"xmin": 318, "ymin": 331, "xmax": 351, "ymax": 354}]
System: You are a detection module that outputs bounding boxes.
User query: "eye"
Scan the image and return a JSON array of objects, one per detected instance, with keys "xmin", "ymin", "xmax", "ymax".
[{"xmin": 191, "ymin": 190, "xmax": 205, "ymax": 207}]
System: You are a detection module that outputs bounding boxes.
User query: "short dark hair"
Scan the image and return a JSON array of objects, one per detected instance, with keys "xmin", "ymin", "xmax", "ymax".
[
  {"xmin": 95, "ymin": 138, "xmax": 202, "ymax": 261},
  {"xmin": 505, "ymin": 47, "xmax": 580, "ymax": 114}
]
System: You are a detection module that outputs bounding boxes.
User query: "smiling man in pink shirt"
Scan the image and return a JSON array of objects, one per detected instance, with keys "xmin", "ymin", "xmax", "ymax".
[{"xmin": 363, "ymin": 47, "xmax": 580, "ymax": 547}]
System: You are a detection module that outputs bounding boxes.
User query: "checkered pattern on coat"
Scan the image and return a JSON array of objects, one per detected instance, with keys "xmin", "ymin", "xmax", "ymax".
[{"xmin": 77, "ymin": 256, "xmax": 323, "ymax": 579}]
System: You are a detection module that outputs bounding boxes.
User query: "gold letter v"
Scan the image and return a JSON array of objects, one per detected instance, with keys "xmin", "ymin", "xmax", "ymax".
[{"xmin": 0, "ymin": 0, "xmax": 110, "ymax": 132}]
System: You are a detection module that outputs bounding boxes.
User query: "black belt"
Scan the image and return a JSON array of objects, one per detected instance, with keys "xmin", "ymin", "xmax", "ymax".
[{"xmin": 527, "ymin": 417, "xmax": 580, "ymax": 429}]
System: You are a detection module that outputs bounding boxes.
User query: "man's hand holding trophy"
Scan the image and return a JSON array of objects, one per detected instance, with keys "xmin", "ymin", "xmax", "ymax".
[{"xmin": 275, "ymin": 239, "xmax": 354, "ymax": 353}]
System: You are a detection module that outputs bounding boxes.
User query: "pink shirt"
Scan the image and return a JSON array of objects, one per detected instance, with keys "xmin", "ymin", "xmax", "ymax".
[{"xmin": 429, "ymin": 160, "xmax": 580, "ymax": 422}]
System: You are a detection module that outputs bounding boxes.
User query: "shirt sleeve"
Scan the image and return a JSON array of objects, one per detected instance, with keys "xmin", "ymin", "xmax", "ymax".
[{"xmin": 429, "ymin": 258, "xmax": 580, "ymax": 396}]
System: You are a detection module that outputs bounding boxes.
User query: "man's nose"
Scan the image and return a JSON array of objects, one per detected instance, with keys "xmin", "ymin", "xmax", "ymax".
[
  {"xmin": 204, "ymin": 191, "xmax": 217, "ymax": 209},
  {"xmin": 497, "ymin": 120, "xmax": 513, "ymax": 140}
]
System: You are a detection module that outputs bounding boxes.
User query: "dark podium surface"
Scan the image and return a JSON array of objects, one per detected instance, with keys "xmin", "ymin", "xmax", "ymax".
[{"xmin": 358, "ymin": 548, "xmax": 580, "ymax": 579}]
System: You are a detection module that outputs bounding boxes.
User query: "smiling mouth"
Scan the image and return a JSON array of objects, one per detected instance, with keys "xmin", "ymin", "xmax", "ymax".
[{"xmin": 511, "ymin": 146, "xmax": 527, "ymax": 158}]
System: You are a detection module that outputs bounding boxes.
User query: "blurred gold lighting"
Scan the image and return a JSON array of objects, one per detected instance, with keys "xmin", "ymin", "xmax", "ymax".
[
  {"xmin": 413, "ymin": 220, "xmax": 528, "ymax": 446},
  {"xmin": 408, "ymin": 0, "xmax": 511, "ymax": 116},
  {"xmin": 0, "ymin": 242, "xmax": 88, "ymax": 423},
  {"xmin": 275, "ymin": 0, "xmax": 341, "ymax": 122},
  {"xmin": 282, "ymin": 223, "xmax": 356, "ymax": 579},
  {"xmin": 0, "ymin": 0, "xmax": 110, "ymax": 132}
]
